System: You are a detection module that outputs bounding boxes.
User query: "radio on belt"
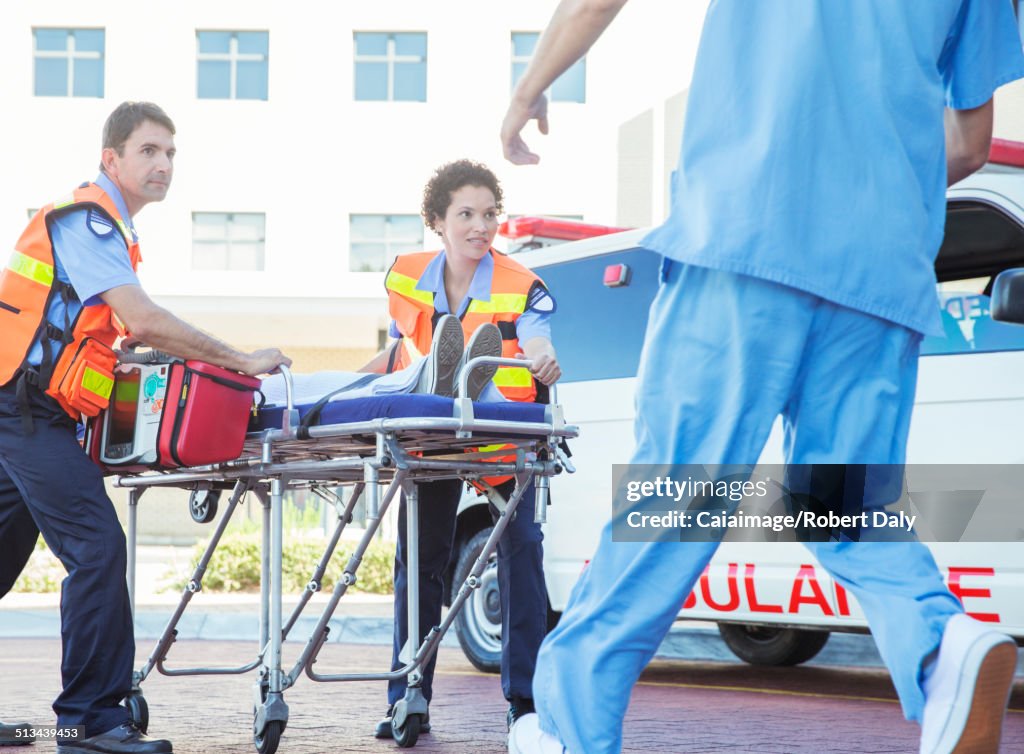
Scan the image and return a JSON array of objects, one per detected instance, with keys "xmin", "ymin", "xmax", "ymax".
[{"xmin": 87, "ymin": 359, "xmax": 261, "ymax": 472}]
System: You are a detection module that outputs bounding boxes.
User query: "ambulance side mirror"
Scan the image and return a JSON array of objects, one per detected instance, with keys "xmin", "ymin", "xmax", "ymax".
[{"xmin": 991, "ymin": 268, "xmax": 1024, "ymax": 325}]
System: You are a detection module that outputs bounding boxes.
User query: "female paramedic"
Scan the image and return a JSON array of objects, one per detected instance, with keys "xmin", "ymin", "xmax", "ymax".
[{"xmin": 361, "ymin": 159, "xmax": 561, "ymax": 739}]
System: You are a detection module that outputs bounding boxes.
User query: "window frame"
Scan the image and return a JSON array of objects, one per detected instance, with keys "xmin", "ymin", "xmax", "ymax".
[
  {"xmin": 196, "ymin": 30, "xmax": 270, "ymax": 101},
  {"xmin": 33, "ymin": 27, "xmax": 105, "ymax": 98},
  {"xmin": 191, "ymin": 211, "xmax": 267, "ymax": 272},
  {"xmin": 353, "ymin": 32, "xmax": 428, "ymax": 102}
]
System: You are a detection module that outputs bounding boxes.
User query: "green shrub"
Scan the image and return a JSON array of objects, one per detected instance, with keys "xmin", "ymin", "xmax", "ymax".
[
  {"xmin": 168, "ymin": 532, "xmax": 396, "ymax": 594},
  {"xmin": 13, "ymin": 536, "xmax": 63, "ymax": 593}
]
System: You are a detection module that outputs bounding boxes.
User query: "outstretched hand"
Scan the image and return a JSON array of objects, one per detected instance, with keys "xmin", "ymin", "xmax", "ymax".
[{"xmin": 501, "ymin": 94, "xmax": 549, "ymax": 165}]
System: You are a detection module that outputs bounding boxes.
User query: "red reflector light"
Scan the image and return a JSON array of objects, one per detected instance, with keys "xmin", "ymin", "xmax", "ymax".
[
  {"xmin": 603, "ymin": 264, "xmax": 631, "ymax": 287},
  {"xmin": 990, "ymin": 138, "xmax": 1024, "ymax": 168}
]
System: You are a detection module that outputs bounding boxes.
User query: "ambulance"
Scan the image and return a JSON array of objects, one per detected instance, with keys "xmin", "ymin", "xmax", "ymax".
[{"xmin": 448, "ymin": 139, "xmax": 1024, "ymax": 671}]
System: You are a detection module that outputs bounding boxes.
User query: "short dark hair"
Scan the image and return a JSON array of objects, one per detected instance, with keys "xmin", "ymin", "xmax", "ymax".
[
  {"xmin": 99, "ymin": 101, "xmax": 176, "ymax": 171},
  {"xmin": 421, "ymin": 160, "xmax": 504, "ymax": 232}
]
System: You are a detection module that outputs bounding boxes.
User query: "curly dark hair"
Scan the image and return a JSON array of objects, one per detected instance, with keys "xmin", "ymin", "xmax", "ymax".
[{"xmin": 421, "ymin": 160, "xmax": 504, "ymax": 232}]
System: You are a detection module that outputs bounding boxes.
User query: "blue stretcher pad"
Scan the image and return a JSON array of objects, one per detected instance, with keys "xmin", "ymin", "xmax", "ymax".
[{"xmin": 252, "ymin": 394, "xmax": 547, "ymax": 432}]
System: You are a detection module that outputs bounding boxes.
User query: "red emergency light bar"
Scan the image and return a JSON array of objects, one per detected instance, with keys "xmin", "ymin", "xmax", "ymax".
[
  {"xmin": 499, "ymin": 216, "xmax": 630, "ymax": 242},
  {"xmin": 989, "ymin": 138, "xmax": 1024, "ymax": 168}
]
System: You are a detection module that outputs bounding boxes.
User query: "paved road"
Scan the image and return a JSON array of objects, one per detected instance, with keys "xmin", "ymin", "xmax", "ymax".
[{"xmin": 2, "ymin": 639, "xmax": 1022, "ymax": 753}]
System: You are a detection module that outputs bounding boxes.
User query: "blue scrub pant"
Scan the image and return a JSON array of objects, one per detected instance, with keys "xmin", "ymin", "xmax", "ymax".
[
  {"xmin": 388, "ymin": 477, "xmax": 547, "ymax": 706},
  {"xmin": 532, "ymin": 263, "xmax": 962, "ymax": 754},
  {"xmin": 0, "ymin": 383, "xmax": 133, "ymax": 737}
]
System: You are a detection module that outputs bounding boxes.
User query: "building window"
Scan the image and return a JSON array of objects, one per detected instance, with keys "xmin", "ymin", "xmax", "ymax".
[
  {"xmin": 33, "ymin": 28, "xmax": 104, "ymax": 98},
  {"xmin": 192, "ymin": 212, "xmax": 266, "ymax": 271},
  {"xmin": 197, "ymin": 31, "xmax": 269, "ymax": 100},
  {"xmin": 353, "ymin": 32, "xmax": 427, "ymax": 102},
  {"xmin": 350, "ymin": 214, "xmax": 423, "ymax": 272},
  {"xmin": 511, "ymin": 32, "xmax": 585, "ymax": 103}
]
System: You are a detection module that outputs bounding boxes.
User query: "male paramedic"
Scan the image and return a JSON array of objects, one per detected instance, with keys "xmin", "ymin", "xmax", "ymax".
[
  {"xmin": 0, "ymin": 101, "xmax": 290, "ymax": 754},
  {"xmin": 500, "ymin": 2, "xmax": 1024, "ymax": 753}
]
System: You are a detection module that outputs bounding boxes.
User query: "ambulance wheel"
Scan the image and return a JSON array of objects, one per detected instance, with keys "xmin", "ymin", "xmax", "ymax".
[
  {"xmin": 718, "ymin": 623, "xmax": 829, "ymax": 666},
  {"xmin": 254, "ymin": 720, "xmax": 282, "ymax": 754},
  {"xmin": 125, "ymin": 692, "xmax": 148, "ymax": 733},
  {"xmin": 452, "ymin": 528, "xmax": 501, "ymax": 673},
  {"xmin": 392, "ymin": 713, "xmax": 421, "ymax": 748},
  {"xmin": 189, "ymin": 489, "xmax": 220, "ymax": 524}
]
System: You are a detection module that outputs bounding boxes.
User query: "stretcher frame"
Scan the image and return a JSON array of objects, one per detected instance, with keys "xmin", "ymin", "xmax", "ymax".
[{"xmin": 112, "ymin": 360, "xmax": 578, "ymax": 753}]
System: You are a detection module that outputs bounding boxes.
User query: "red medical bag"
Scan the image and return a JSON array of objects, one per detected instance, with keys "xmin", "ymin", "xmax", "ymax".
[{"xmin": 87, "ymin": 360, "xmax": 261, "ymax": 472}]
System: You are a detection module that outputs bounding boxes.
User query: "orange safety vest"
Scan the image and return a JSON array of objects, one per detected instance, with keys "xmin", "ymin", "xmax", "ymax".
[
  {"xmin": 0, "ymin": 182, "xmax": 140, "ymax": 423},
  {"xmin": 385, "ymin": 249, "xmax": 544, "ymax": 403}
]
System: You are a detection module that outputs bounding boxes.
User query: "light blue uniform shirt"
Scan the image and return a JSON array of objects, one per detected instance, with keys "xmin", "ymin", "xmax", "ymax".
[
  {"xmin": 27, "ymin": 173, "xmax": 140, "ymax": 366},
  {"xmin": 388, "ymin": 249, "xmax": 554, "ymax": 342},
  {"xmin": 642, "ymin": 0, "xmax": 1024, "ymax": 336}
]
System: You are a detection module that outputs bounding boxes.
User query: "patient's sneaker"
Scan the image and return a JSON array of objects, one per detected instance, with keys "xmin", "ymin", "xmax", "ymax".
[
  {"xmin": 508, "ymin": 713, "xmax": 566, "ymax": 754},
  {"xmin": 456, "ymin": 323, "xmax": 502, "ymax": 400},
  {"xmin": 919, "ymin": 613, "xmax": 1017, "ymax": 754},
  {"xmin": 415, "ymin": 314, "xmax": 463, "ymax": 397}
]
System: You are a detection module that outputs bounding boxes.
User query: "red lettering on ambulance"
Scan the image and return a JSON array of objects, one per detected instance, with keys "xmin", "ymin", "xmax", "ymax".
[
  {"xmin": 743, "ymin": 564, "xmax": 784, "ymax": 613},
  {"xmin": 683, "ymin": 566, "xmax": 712, "ymax": 609},
  {"xmin": 834, "ymin": 582, "xmax": 851, "ymax": 616},
  {"xmin": 947, "ymin": 567, "xmax": 999, "ymax": 623},
  {"xmin": 700, "ymin": 563, "xmax": 740, "ymax": 612},
  {"xmin": 787, "ymin": 564, "xmax": 834, "ymax": 616}
]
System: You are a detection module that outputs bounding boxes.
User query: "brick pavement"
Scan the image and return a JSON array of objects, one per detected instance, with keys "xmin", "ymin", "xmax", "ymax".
[{"xmin": 1, "ymin": 639, "xmax": 1022, "ymax": 753}]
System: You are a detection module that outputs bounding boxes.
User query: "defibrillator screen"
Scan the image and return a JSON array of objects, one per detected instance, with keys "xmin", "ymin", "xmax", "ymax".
[{"xmin": 107, "ymin": 369, "xmax": 140, "ymax": 449}]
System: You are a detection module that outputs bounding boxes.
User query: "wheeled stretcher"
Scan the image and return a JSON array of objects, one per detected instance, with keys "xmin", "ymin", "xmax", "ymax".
[{"xmin": 106, "ymin": 359, "xmax": 578, "ymax": 753}]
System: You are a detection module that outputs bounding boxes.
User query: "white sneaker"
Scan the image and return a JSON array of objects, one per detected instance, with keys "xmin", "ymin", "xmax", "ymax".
[
  {"xmin": 508, "ymin": 713, "xmax": 566, "ymax": 754},
  {"xmin": 919, "ymin": 613, "xmax": 1017, "ymax": 754},
  {"xmin": 415, "ymin": 314, "xmax": 464, "ymax": 397}
]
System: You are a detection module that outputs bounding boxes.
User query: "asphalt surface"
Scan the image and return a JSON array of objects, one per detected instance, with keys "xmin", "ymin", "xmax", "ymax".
[{"xmin": 2, "ymin": 639, "xmax": 1023, "ymax": 753}]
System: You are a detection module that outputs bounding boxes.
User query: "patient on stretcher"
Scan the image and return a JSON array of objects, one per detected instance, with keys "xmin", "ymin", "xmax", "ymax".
[{"xmin": 259, "ymin": 315, "xmax": 505, "ymax": 407}]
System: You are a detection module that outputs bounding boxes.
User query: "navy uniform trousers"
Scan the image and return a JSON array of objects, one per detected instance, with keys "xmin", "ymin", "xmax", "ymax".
[
  {"xmin": 387, "ymin": 477, "xmax": 547, "ymax": 706},
  {"xmin": 0, "ymin": 382, "xmax": 133, "ymax": 737}
]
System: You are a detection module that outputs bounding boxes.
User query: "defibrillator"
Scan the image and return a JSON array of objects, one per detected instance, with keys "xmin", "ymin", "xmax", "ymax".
[
  {"xmin": 87, "ymin": 357, "xmax": 261, "ymax": 473},
  {"xmin": 96, "ymin": 362, "xmax": 169, "ymax": 466}
]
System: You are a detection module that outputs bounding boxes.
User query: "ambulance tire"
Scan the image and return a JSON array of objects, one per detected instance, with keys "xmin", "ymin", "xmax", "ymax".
[
  {"xmin": 717, "ymin": 623, "xmax": 829, "ymax": 666},
  {"xmin": 452, "ymin": 527, "xmax": 502, "ymax": 673}
]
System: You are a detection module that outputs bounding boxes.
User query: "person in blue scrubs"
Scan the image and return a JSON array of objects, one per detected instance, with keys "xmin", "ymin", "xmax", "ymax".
[
  {"xmin": 500, "ymin": 2, "xmax": 1024, "ymax": 753},
  {"xmin": 0, "ymin": 102, "xmax": 290, "ymax": 754}
]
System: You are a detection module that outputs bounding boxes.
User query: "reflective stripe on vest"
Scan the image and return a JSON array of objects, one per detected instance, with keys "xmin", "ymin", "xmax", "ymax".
[
  {"xmin": 493, "ymin": 365, "xmax": 533, "ymax": 388},
  {"xmin": 466, "ymin": 293, "xmax": 528, "ymax": 314},
  {"xmin": 7, "ymin": 251, "xmax": 54, "ymax": 287},
  {"xmin": 82, "ymin": 366, "xmax": 114, "ymax": 400},
  {"xmin": 385, "ymin": 269, "xmax": 434, "ymax": 306}
]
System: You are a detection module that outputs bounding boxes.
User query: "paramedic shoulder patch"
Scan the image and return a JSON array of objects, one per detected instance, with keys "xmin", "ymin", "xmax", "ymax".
[{"xmin": 86, "ymin": 209, "xmax": 116, "ymax": 238}]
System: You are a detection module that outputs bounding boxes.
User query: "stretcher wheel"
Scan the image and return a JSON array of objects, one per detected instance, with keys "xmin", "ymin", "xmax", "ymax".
[
  {"xmin": 392, "ymin": 713, "xmax": 421, "ymax": 748},
  {"xmin": 189, "ymin": 489, "xmax": 220, "ymax": 524},
  {"xmin": 126, "ymin": 692, "xmax": 148, "ymax": 733},
  {"xmin": 254, "ymin": 720, "xmax": 282, "ymax": 754}
]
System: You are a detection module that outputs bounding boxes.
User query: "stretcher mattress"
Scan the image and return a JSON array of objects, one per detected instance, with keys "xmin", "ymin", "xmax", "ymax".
[{"xmin": 252, "ymin": 394, "xmax": 546, "ymax": 431}]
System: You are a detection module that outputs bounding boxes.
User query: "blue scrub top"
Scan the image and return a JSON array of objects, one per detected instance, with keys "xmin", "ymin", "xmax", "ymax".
[
  {"xmin": 642, "ymin": 0, "xmax": 1024, "ymax": 336},
  {"xmin": 27, "ymin": 173, "xmax": 140, "ymax": 366},
  {"xmin": 388, "ymin": 249, "xmax": 554, "ymax": 343}
]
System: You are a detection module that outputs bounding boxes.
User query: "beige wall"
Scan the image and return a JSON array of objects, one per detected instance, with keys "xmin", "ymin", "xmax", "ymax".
[{"xmin": 995, "ymin": 79, "xmax": 1024, "ymax": 142}]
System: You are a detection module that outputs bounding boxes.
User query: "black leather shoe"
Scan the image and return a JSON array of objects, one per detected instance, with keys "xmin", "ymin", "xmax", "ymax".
[
  {"xmin": 373, "ymin": 705, "xmax": 431, "ymax": 739},
  {"xmin": 0, "ymin": 721, "xmax": 34, "ymax": 745},
  {"xmin": 55, "ymin": 722, "xmax": 172, "ymax": 754},
  {"xmin": 507, "ymin": 697, "xmax": 536, "ymax": 731}
]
